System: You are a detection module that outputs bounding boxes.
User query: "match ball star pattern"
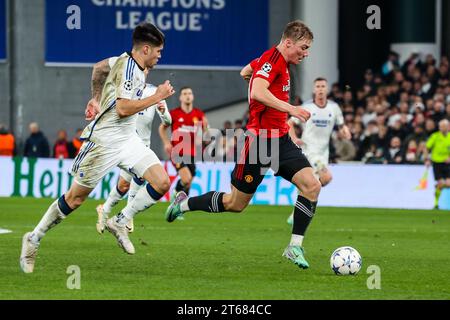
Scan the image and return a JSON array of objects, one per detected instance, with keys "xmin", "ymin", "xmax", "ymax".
[{"xmin": 330, "ymin": 246, "xmax": 362, "ymax": 275}]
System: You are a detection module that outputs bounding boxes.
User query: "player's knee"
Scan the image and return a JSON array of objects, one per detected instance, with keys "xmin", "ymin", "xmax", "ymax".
[
  {"xmin": 159, "ymin": 177, "xmax": 171, "ymax": 194},
  {"xmin": 117, "ymin": 181, "xmax": 130, "ymax": 194},
  {"xmin": 306, "ymin": 179, "xmax": 321, "ymax": 197},
  {"xmin": 320, "ymin": 174, "xmax": 332, "ymax": 187},
  {"xmin": 181, "ymin": 176, "xmax": 193, "ymax": 188}
]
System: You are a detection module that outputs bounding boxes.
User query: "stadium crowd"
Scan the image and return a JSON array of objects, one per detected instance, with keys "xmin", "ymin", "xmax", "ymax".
[{"xmin": 1, "ymin": 52, "xmax": 448, "ymax": 164}]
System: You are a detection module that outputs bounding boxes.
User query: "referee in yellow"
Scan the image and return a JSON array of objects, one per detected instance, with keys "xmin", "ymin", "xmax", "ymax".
[{"xmin": 425, "ymin": 119, "xmax": 450, "ymax": 209}]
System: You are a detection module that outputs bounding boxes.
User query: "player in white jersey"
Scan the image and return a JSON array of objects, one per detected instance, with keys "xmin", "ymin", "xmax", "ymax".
[
  {"xmin": 86, "ymin": 56, "xmax": 172, "ymax": 233},
  {"xmin": 96, "ymin": 80, "xmax": 172, "ymax": 234},
  {"xmin": 20, "ymin": 23, "xmax": 176, "ymax": 273},
  {"xmin": 286, "ymin": 77, "xmax": 351, "ymax": 224}
]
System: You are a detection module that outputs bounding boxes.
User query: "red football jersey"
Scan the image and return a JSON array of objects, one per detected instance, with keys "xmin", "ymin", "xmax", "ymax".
[
  {"xmin": 170, "ymin": 107, "xmax": 205, "ymax": 157},
  {"xmin": 247, "ymin": 47, "xmax": 291, "ymax": 137}
]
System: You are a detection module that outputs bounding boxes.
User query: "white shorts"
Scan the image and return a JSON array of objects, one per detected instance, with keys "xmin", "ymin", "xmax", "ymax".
[
  {"xmin": 119, "ymin": 169, "xmax": 133, "ymax": 183},
  {"xmin": 70, "ymin": 137, "xmax": 160, "ymax": 189},
  {"xmin": 305, "ymin": 154, "xmax": 329, "ymax": 176}
]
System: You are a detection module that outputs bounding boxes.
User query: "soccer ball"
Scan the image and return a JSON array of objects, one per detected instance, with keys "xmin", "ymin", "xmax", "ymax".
[{"xmin": 330, "ymin": 246, "xmax": 362, "ymax": 275}]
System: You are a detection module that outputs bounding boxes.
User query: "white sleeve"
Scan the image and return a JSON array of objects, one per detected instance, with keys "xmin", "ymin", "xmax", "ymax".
[
  {"xmin": 335, "ymin": 104, "xmax": 344, "ymax": 126},
  {"xmin": 289, "ymin": 116, "xmax": 301, "ymax": 126},
  {"xmin": 115, "ymin": 58, "xmax": 138, "ymax": 100},
  {"xmin": 156, "ymin": 101, "xmax": 172, "ymax": 125},
  {"xmin": 108, "ymin": 56, "xmax": 119, "ymax": 69}
]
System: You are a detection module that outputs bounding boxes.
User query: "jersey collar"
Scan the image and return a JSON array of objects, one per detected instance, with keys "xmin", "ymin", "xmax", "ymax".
[{"xmin": 127, "ymin": 52, "xmax": 145, "ymax": 71}]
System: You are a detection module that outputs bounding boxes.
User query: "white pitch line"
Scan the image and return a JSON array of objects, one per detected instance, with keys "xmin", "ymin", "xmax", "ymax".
[{"xmin": 0, "ymin": 228, "xmax": 12, "ymax": 235}]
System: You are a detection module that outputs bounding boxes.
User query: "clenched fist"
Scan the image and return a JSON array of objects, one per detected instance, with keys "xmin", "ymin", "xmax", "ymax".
[
  {"xmin": 156, "ymin": 80, "xmax": 176, "ymax": 100},
  {"xmin": 289, "ymin": 106, "xmax": 311, "ymax": 123}
]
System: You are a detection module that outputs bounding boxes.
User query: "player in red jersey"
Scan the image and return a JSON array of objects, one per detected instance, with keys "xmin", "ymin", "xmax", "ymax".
[
  {"xmin": 159, "ymin": 87, "xmax": 209, "ymax": 198},
  {"xmin": 165, "ymin": 21, "xmax": 320, "ymax": 269}
]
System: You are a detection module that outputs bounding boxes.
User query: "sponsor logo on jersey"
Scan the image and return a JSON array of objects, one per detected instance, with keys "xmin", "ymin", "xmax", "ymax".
[
  {"xmin": 136, "ymin": 89, "xmax": 143, "ymax": 97},
  {"xmin": 312, "ymin": 119, "xmax": 332, "ymax": 128},
  {"xmin": 283, "ymin": 80, "xmax": 290, "ymax": 92}
]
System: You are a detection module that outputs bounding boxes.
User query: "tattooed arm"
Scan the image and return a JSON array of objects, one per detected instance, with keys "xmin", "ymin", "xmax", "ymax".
[{"xmin": 85, "ymin": 58, "xmax": 111, "ymax": 121}]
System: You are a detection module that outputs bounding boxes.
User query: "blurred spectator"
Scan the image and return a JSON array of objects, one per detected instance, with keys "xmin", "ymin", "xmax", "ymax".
[
  {"xmin": 332, "ymin": 130, "xmax": 356, "ymax": 161},
  {"xmin": 382, "ymin": 51, "xmax": 400, "ymax": 77},
  {"xmin": 53, "ymin": 129, "xmax": 76, "ymax": 159},
  {"xmin": 402, "ymin": 139, "xmax": 422, "ymax": 164},
  {"xmin": 234, "ymin": 119, "xmax": 244, "ymax": 130},
  {"xmin": 384, "ymin": 136, "xmax": 403, "ymax": 164},
  {"xmin": 425, "ymin": 118, "xmax": 436, "ymax": 136},
  {"xmin": 221, "ymin": 120, "xmax": 232, "ymax": 136},
  {"xmin": 0, "ymin": 124, "xmax": 15, "ymax": 156},
  {"xmin": 362, "ymin": 144, "xmax": 385, "ymax": 164},
  {"xmin": 71, "ymin": 128, "xmax": 83, "ymax": 156},
  {"xmin": 24, "ymin": 122, "xmax": 50, "ymax": 158}
]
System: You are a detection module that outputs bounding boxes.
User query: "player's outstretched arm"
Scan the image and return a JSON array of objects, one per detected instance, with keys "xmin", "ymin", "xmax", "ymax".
[
  {"xmin": 116, "ymin": 81, "xmax": 175, "ymax": 118},
  {"xmin": 251, "ymin": 78, "xmax": 310, "ymax": 122}
]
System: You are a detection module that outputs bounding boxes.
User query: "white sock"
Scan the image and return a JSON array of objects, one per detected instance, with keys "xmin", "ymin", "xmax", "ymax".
[
  {"xmin": 180, "ymin": 199, "xmax": 190, "ymax": 213},
  {"xmin": 127, "ymin": 179, "xmax": 143, "ymax": 205},
  {"xmin": 103, "ymin": 186, "xmax": 125, "ymax": 214},
  {"xmin": 30, "ymin": 200, "xmax": 66, "ymax": 244},
  {"xmin": 116, "ymin": 186, "xmax": 158, "ymax": 226},
  {"xmin": 290, "ymin": 234, "xmax": 304, "ymax": 247}
]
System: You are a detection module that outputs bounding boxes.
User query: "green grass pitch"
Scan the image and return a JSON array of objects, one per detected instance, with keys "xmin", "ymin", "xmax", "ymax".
[{"xmin": 0, "ymin": 197, "xmax": 449, "ymax": 300}]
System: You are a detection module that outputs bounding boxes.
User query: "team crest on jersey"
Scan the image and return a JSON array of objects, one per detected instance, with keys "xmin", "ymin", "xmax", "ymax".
[{"xmin": 124, "ymin": 80, "xmax": 133, "ymax": 91}]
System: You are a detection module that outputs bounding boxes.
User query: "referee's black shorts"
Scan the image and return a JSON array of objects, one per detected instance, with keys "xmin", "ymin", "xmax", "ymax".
[
  {"xmin": 231, "ymin": 132, "xmax": 311, "ymax": 194},
  {"xmin": 432, "ymin": 162, "xmax": 450, "ymax": 180}
]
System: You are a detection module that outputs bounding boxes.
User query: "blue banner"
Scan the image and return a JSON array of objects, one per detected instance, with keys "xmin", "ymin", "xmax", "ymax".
[
  {"xmin": 0, "ymin": 0, "xmax": 6, "ymax": 61},
  {"xmin": 45, "ymin": 0, "xmax": 268, "ymax": 69}
]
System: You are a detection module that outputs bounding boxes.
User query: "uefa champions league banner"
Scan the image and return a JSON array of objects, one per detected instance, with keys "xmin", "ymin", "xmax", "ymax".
[
  {"xmin": 45, "ymin": 0, "xmax": 269, "ymax": 69},
  {"xmin": 0, "ymin": 156, "xmax": 443, "ymax": 209},
  {"xmin": 0, "ymin": 0, "xmax": 6, "ymax": 62}
]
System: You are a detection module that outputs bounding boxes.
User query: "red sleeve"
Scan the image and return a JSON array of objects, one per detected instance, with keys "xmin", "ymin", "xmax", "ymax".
[
  {"xmin": 249, "ymin": 58, "xmax": 259, "ymax": 70},
  {"xmin": 252, "ymin": 52, "xmax": 281, "ymax": 84}
]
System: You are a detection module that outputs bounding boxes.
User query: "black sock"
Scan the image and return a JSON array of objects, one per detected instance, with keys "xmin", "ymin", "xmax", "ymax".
[
  {"xmin": 58, "ymin": 194, "xmax": 74, "ymax": 216},
  {"xmin": 187, "ymin": 191, "xmax": 225, "ymax": 213},
  {"xmin": 175, "ymin": 180, "xmax": 191, "ymax": 195},
  {"xmin": 293, "ymin": 195, "xmax": 317, "ymax": 236}
]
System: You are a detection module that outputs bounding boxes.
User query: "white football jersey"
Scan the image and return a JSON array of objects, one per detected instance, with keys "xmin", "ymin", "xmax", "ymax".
[
  {"xmin": 136, "ymin": 84, "xmax": 171, "ymax": 148},
  {"xmin": 291, "ymin": 99, "xmax": 344, "ymax": 160},
  {"xmin": 81, "ymin": 52, "xmax": 146, "ymax": 147}
]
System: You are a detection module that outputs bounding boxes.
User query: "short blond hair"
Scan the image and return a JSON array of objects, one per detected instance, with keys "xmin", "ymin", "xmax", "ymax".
[{"xmin": 282, "ymin": 20, "xmax": 314, "ymax": 42}]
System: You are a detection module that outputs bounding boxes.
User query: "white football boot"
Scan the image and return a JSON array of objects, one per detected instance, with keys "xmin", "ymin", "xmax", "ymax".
[
  {"xmin": 126, "ymin": 218, "xmax": 134, "ymax": 233},
  {"xmin": 20, "ymin": 232, "xmax": 39, "ymax": 273},
  {"xmin": 105, "ymin": 218, "xmax": 135, "ymax": 254},
  {"xmin": 96, "ymin": 204, "xmax": 108, "ymax": 234}
]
